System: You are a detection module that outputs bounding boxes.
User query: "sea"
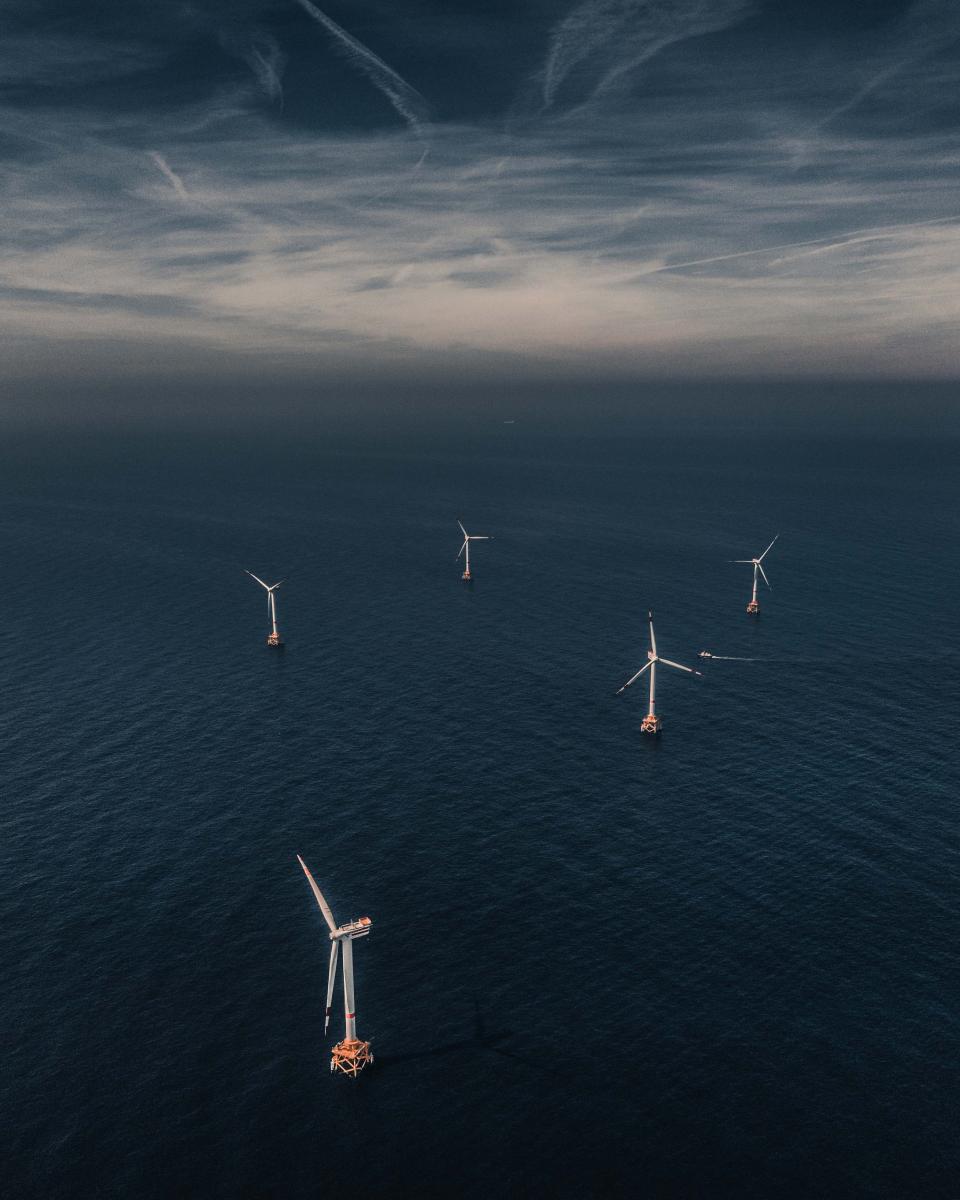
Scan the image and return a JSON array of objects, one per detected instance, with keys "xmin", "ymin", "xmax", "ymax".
[{"xmin": 2, "ymin": 388, "xmax": 959, "ymax": 1198}]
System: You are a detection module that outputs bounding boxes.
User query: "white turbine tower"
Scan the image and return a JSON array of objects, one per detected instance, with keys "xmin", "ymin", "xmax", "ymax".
[
  {"xmin": 297, "ymin": 854, "xmax": 374, "ymax": 1077},
  {"xmin": 733, "ymin": 535, "xmax": 778, "ymax": 615},
  {"xmin": 245, "ymin": 570, "xmax": 283, "ymax": 646},
  {"xmin": 457, "ymin": 520, "xmax": 490, "ymax": 582},
  {"xmin": 616, "ymin": 610, "xmax": 701, "ymax": 734}
]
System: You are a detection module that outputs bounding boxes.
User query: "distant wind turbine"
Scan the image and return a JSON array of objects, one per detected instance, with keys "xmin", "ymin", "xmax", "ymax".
[
  {"xmin": 732, "ymin": 535, "xmax": 778, "ymax": 614},
  {"xmin": 457, "ymin": 520, "xmax": 490, "ymax": 582},
  {"xmin": 616, "ymin": 610, "xmax": 700, "ymax": 734},
  {"xmin": 297, "ymin": 855, "xmax": 374, "ymax": 1077},
  {"xmin": 245, "ymin": 570, "xmax": 284, "ymax": 646}
]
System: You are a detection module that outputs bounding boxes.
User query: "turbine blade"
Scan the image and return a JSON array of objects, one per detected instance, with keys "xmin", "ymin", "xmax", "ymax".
[
  {"xmin": 245, "ymin": 570, "xmax": 270, "ymax": 590},
  {"xmin": 648, "ymin": 611, "xmax": 657, "ymax": 658},
  {"xmin": 731, "ymin": 559, "xmax": 753, "ymax": 563},
  {"xmin": 269, "ymin": 580, "xmax": 284, "ymax": 591},
  {"xmin": 757, "ymin": 562, "xmax": 771, "ymax": 588},
  {"xmin": 457, "ymin": 540, "xmax": 467, "ymax": 560},
  {"xmin": 758, "ymin": 534, "xmax": 779, "ymax": 561},
  {"xmin": 457, "ymin": 520, "xmax": 468, "ymax": 538},
  {"xmin": 325, "ymin": 940, "xmax": 340, "ymax": 1034},
  {"xmin": 469, "ymin": 536, "xmax": 490, "ymax": 541},
  {"xmin": 296, "ymin": 855, "xmax": 337, "ymax": 933},
  {"xmin": 616, "ymin": 659, "xmax": 651, "ymax": 695},
  {"xmin": 659, "ymin": 657, "xmax": 701, "ymax": 675}
]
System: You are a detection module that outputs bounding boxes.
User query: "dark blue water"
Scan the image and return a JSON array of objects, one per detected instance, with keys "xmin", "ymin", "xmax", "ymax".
[{"xmin": 3, "ymin": 407, "xmax": 959, "ymax": 1198}]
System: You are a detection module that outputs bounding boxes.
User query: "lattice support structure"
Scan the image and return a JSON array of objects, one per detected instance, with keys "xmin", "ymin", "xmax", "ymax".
[
  {"xmin": 640, "ymin": 713, "xmax": 662, "ymax": 735},
  {"xmin": 746, "ymin": 600, "xmax": 759, "ymax": 615},
  {"xmin": 330, "ymin": 1039, "xmax": 374, "ymax": 1077},
  {"xmin": 266, "ymin": 632, "xmax": 283, "ymax": 646}
]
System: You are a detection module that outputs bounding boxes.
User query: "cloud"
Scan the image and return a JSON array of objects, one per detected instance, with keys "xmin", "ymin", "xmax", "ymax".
[
  {"xmin": 818, "ymin": 0, "xmax": 960, "ymax": 128},
  {"xmin": 637, "ymin": 214, "xmax": 960, "ymax": 276},
  {"xmin": 293, "ymin": 0, "xmax": 430, "ymax": 136},
  {"xmin": 0, "ymin": 35, "xmax": 162, "ymax": 84},
  {"xmin": 147, "ymin": 152, "xmax": 189, "ymax": 201},
  {"xmin": 221, "ymin": 30, "xmax": 287, "ymax": 104},
  {"xmin": 1, "ymin": 4, "xmax": 959, "ymax": 388},
  {"xmin": 538, "ymin": 0, "xmax": 754, "ymax": 110},
  {"xmin": 247, "ymin": 34, "xmax": 286, "ymax": 103}
]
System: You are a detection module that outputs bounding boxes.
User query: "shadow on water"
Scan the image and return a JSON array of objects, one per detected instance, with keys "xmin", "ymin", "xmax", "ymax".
[
  {"xmin": 377, "ymin": 1001, "xmax": 634, "ymax": 1090},
  {"xmin": 376, "ymin": 998, "xmax": 515, "ymax": 1068},
  {"xmin": 376, "ymin": 999, "xmax": 572, "ymax": 1080}
]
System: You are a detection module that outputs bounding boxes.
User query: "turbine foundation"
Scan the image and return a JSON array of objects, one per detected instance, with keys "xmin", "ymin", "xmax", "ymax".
[
  {"xmin": 641, "ymin": 713, "xmax": 662, "ymax": 735},
  {"xmin": 266, "ymin": 632, "xmax": 284, "ymax": 647},
  {"xmin": 461, "ymin": 570, "xmax": 472, "ymax": 582},
  {"xmin": 746, "ymin": 600, "xmax": 759, "ymax": 614},
  {"xmin": 330, "ymin": 1039, "xmax": 373, "ymax": 1077}
]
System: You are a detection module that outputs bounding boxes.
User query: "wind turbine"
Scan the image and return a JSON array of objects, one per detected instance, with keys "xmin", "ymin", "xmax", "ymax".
[
  {"xmin": 245, "ymin": 570, "xmax": 283, "ymax": 646},
  {"xmin": 732, "ymin": 535, "xmax": 778, "ymax": 614},
  {"xmin": 457, "ymin": 520, "xmax": 490, "ymax": 582},
  {"xmin": 616, "ymin": 610, "xmax": 701, "ymax": 734},
  {"xmin": 297, "ymin": 854, "xmax": 374, "ymax": 1077}
]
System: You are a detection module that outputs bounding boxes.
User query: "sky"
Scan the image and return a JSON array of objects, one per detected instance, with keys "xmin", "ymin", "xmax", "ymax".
[{"xmin": 3, "ymin": 0, "xmax": 960, "ymax": 400}]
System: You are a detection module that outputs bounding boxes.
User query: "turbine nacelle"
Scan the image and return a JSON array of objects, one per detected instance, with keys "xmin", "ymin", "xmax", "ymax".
[{"xmin": 331, "ymin": 917, "xmax": 373, "ymax": 941}]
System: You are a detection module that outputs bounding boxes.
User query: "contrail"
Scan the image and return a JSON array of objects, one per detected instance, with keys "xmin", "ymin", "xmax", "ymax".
[
  {"xmin": 642, "ymin": 213, "xmax": 960, "ymax": 275},
  {"xmin": 541, "ymin": 0, "xmax": 754, "ymax": 110},
  {"xmin": 818, "ymin": 0, "xmax": 960, "ymax": 129},
  {"xmin": 247, "ymin": 34, "xmax": 285, "ymax": 103},
  {"xmin": 147, "ymin": 151, "xmax": 188, "ymax": 200},
  {"xmin": 294, "ymin": 0, "xmax": 429, "ymax": 136},
  {"xmin": 817, "ymin": 60, "xmax": 907, "ymax": 130}
]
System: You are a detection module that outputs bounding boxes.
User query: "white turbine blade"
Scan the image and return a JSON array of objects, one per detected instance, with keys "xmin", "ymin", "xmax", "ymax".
[
  {"xmin": 647, "ymin": 611, "xmax": 657, "ymax": 658},
  {"xmin": 616, "ymin": 659, "xmax": 651, "ymax": 695},
  {"xmin": 457, "ymin": 520, "xmax": 468, "ymax": 538},
  {"xmin": 245, "ymin": 570, "xmax": 270, "ymax": 590},
  {"xmin": 757, "ymin": 562, "xmax": 771, "ymax": 588},
  {"xmin": 296, "ymin": 854, "xmax": 337, "ymax": 933},
  {"xmin": 457, "ymin": 539, "xmax": 467, "ymax": 560},
  {"xmin": 659, "ymin": 657, "xmax": 701, "ymax": 675},
  {"xmin": 758, "ymin": 534, "xmax": 779, "ymax": 561},
  {"xmin": 268, "ymin": 580, "xmax": 284, "ymax": 591},
  {"xmin": 470, "ymin": 536, "xmax": 490, "ymax": 541},
  {"xmin": 731, "ymin": 559, "xmax": 754, "ymax": 563},
  {"xmin": 325, "ymin": 940, "xmax": 340, "ymax": 1034}
]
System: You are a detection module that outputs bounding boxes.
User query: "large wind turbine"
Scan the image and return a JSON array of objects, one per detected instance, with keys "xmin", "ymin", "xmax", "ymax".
[
  {"xmin": 457, "ymin": 520, "xmax": 490, "ymax": 582},
  {"xmin": 733, "ymin": 535, "xmax": 778, "ymax": 614},
  {"xmin": 616, "ymin": 610, "xmax": 701, "ymax": 734},
  {"xmin": 297, "ymin": 854, "xmax": 374, "ymax": 1077},
  {"xmin": 245, "ymin": 570, "xmax": 283, "ymax": 646}
]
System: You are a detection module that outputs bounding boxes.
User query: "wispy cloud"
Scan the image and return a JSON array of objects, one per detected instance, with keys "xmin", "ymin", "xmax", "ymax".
[
  {"xmin": 0, "ymin": 34, "xmax": 162, "ymax": 84},
  {"xmin": 818, "ymin": 0, "xmax": 960, "ymax": 128},
  {"xmin": 293, "ymin": 0, "xmax": 430, "ymax": 136},
  {"xmin": 221, "ymin": 30, "xmax": 287, "ymax": 104},
  {"xmin": 2, "ymin": 2, "xmax": 960, "ymax": 389},
  {"xmin": 639, "ymin": 214, "xmax": 960, "ymax": 275},
  {"xmin": 147, "ymin": 152, "xmax": 189, "ymax": 201},
  {"xmin": 247, "ymin": 34, "xmax": 286, "ymax": 103},
  {"xmin": 539, "ymin": 0, "xmax": 754, "ymax": 110}
]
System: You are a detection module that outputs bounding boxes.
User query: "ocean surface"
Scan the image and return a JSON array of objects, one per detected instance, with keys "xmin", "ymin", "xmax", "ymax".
[{"xmin": 2, "ymin": 401, "xmax": 959, "ymax": 1198}]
